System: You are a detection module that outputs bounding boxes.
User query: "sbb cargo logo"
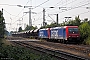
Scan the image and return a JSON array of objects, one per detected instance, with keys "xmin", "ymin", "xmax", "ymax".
[{"xmin": 51, "ymin": 30, "xmax": 58, "ymax": 37}]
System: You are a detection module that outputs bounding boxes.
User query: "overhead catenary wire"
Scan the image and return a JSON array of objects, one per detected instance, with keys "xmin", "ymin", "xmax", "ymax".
[
  {"xmin": 12, "ymin": 12, "xmax": 28, "ymax": 24},
  {"xmin": 0, "ymin": 4, "xmax": 18, "ymax": 6},
  {"xmin": 58, "ymin": 0, "xmax": 90, "ymax": 14},
  {"xmin": 59, "ymin": 11, "xmax": 90, "ymax": 24},
  {"xmin": 58, "ymin": 10, "xmax": 90, "ymax": 22},
  {"xmin": 3, "ymin": 9, "xmax": 17, "ymax": 17},
  {"xmin": 6, "ymin": 0, "xmax": 89, "ymax": 29},
  {"xmin": 46, "ymin": 0, "xmax": 85, "ymax": 13},
  {"xmin": 13, "ymin": 0, "xmax": 31, "ymax": 19},
  {"xmin": 2, "ymin": 0, "xmax": 89, "ymax": 31},
  {"xmin": 33, "ymin": 0, "xmax": 72, "ymax": 15},
  {"xmin": 33, "ymin": 0, "xmax": 50, "ymax": 9},
  {"xmin": 4, "ymin": 0, "xmax": 32, "ymax": 31},
  {"xmin": 72, "ymin": 11, "xmax": 90, "ymax": 19},
  {"xmin": 32, "ymin": 0, "xmax": 79, "ymax": 17},
  {"xmin": 54, "ymin": 0, "xmax": 72, "ymax": 7},
  {"xmin": 32, "ymin": 0, "xmax": 90, "ymax": 25},
  {"xmin": 30, "ymin": 0, "xmax": 50, "ymax": 20},
  {"xmin": 45, "ymin": 0, "xmax": 90, "ymax": 24},
  {"xmin": 16, "ymin": 0, "xmax": 50, "ymax": 26},
  {"xmin": 11, "ymin": 0, "xmax": 31, "ymax": 26},
  {"xmin": 33, "ymin": 13, "xmax": 42, "ymax": 22},
  {"xmin": 54, "ymin": 0, "xmax": 63, "ymax": 7},
  {"xmin": 15, "ymin": 0, "xmax": 50, "ymax": 22},
  {"xmin": 21, "ymin": 0, "xmax": 50, "ymax": 17},
  {"xmin": 51, "ymin": 0, "xmax": 90, "ymax": 14},
  {"xmin": 32, "ymin": 0, "xmax": 73, "ymax": 20},
  {"xmin": 32, "ymin": 0, "xmax": 78, "ymax": 23}
]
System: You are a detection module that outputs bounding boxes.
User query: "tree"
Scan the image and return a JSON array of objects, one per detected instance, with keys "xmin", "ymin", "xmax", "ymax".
[
  {"xmin": 88, "ymin": 20, "xmax": 90, "ymax": 25},
  {"xmin": 79, "ymin": 22, "xmax": 90, "ymax": 44},
  {"xmin": 79, "ymin": 22, "xmax": 90, "ymax": 39},
  {"xmin": 5, "ymin": 30, "xmax": 9, "ymax": 36},
  {"xmin": 40, "ymin": 23, "xmax": 59, "ymax": 29},
  {"xmin": 74, "ymin": 16, "xmax": 81, "ymax": 26},
  {"xmin": 83, "ymin": 18, "xmax": 88, "ymax": 23},
  {"xmin": 63, "ymin": 16, "xmax": 81, "ymax": 26},
  {"xmin": 0, "ymin": 10, "xmax": 5, "ymax": 38},
  {"xmin": 18, "ymin": 27, "xmax": 22, "ymax": 32},
  {"xmin": 24, "ymin": 25, "xmax": 37, "ymax": 31}
]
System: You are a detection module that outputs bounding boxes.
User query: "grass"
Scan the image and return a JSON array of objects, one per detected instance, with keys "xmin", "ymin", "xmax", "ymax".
[
  {"xmin": 85, "ymin": 36, "xmax": 90, "ymax": 45},
  {"xmin": 0, "ymin": 38, "xmax": 57, "ymax": 60},
  {"xmin": 2, "ymin": 39, "xmax": 12, "ymax": 45},
  {"xmin": 82, "ymin": 36, "xmax": 90, "ymax": 45}
]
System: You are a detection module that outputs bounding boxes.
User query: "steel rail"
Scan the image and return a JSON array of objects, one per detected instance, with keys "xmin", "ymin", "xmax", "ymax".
[{"xmin": 12, "ymin": 41, "xmax": 89, "ymax": 60}]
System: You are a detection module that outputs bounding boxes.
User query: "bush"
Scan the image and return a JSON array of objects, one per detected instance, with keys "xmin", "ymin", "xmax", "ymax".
[
  {"xmin": 84, "ymin": 36, "xmax": 90, "ymax": 45},
  {"xmin": 0, "ymin": 43, "xmax": 56, "ymax": 60},
  {"xmin": 79, "ymin": 22, "xmax": 90, "ymax": 41}
]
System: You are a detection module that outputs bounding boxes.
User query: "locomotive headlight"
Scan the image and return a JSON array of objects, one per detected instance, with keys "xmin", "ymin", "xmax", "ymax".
[
  {"xmin": 77, "ymin": 36, "xmax": 79, "ymax": 37},
  {"xmin": 69, "ymin": 36, "xmax": 71, "ymax": 37}
]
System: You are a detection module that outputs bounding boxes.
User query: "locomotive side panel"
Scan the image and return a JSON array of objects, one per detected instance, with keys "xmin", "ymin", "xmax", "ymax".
[
  {"xmin": 50, "ymin": 27, "xmax": 66, "ymax": 40},
  {"xmin": 39, "ymin": 29, "xmax": 48, "ymax": 38},
  {"xmin": 58, "ymin": 28, "xmax": 66, "ymax": 40},
  {"xmin": 50, "ymin": 27, "xmax": 59, "ymax": 39}
]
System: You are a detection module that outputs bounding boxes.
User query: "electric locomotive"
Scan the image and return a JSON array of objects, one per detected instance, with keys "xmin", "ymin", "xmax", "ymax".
[{"xmin": 39, "ymin": 26, "xmax": 80, "ymax": 43}]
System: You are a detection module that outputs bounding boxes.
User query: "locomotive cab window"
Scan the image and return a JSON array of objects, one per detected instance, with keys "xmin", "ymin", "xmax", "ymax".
[{"xmin": 68, "ymin": 28, "xmax": 78, "ymax": 34}]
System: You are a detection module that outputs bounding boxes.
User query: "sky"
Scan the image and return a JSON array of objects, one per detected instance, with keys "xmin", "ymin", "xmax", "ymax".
[{"xmin": 0, "ymin": 0, "xmax": 90, "ymax": 32}]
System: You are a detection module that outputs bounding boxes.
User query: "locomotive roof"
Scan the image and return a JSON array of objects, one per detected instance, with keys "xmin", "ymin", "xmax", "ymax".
[
  {"xmin": 50, "ymin": 26, "xmax": 78, "ymax": 29},
  {"xmin": 39, "ymin": 28, "xmax": 49, "ymax": 30},
  {"xmin": 64, "ymin": 26, "xmax": 78, "ymax": 28},
  {"xmin": 39, "ymin": 26, "xmax": 78, "ymax": 30},
  {"xmin": 50, "ymin": 26, "xmax": 65, "ymax": 29}
]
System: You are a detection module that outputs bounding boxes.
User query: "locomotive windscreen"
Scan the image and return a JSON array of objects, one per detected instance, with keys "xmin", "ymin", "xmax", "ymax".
[{"xmin": 68, "ymin": 28, "xmax": 79, "ymax": 34}]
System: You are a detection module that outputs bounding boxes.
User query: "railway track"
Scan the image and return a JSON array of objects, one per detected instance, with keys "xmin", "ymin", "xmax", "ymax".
[
  {"xmin": 12, "ymin": 41, "xmax": 89, "ymax": 60},
  {"xmin": 30, "ymin": 41, "xmax": 90, "ymax": 58}
]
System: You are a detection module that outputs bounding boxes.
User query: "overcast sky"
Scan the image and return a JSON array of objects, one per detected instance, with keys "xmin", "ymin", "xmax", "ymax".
[{"xmin": 0, "ymin": 0, "xmax": 90, "ymax": 32}]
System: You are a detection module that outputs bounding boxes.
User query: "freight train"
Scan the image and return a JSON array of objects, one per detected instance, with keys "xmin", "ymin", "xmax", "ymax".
[{"xmin": 12, "ymin": 26, "xmax": 80, "ymax": 43}]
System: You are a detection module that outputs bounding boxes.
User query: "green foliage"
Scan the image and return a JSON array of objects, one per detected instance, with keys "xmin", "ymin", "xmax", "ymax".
[
  {"xmin": 84, "ymin": 36, "xmax": 90, "ymax": 45},
  {"xmin": 18, "ymin": 27, "xmax": 22, "ymax": 32},
  {"xmin": 29, "ymin": 36, "xmax": 32, "ymax": 39},
  {"xmin": 74, "ymin": 16, "xmax": 81, "ymax": 26},
  {"xmin": 40, "ymin": 23, "xmax": 60, "ymax": 29},
  {"xmin": 83, "ymin": 18, "xmax": 88, "ymax": 23},
  {"xmin": 5, "ymin": 30, "xmax": 9, "ymax": 36},
  {"xmin": 79, "ymin": 22, "xmax": 90, "ymax": 39},
  {"xmin": 79, "ymin": 22, "xmax": 90, "ymax": 44},
  {"xmin": 63, "ymin": 16, "xmax": 81, "ymax": 26},
  {"xmin": 88, "ymin": 20, "xmax": 90, "ymax": 25},
  {"xmin": 41, "ymin": 16, "xmax": 81, "ymax": 28},
  {"xmin": 24, "ymin": 25, "xmax": 37, "ymax": 31},
  {"xmin": 0, "ymin": 10, "xmax": 5, "ymax": 38},
  {"xmin": 0, "ymin": 43, "xmax": 56, "ymax": 60}
]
